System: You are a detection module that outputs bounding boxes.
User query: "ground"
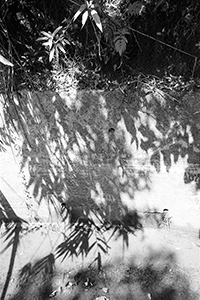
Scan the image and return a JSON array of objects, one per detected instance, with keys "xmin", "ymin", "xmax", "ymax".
[{"xmin": 1, "ymin": 223, "xmax": 200, "ymax": 299}]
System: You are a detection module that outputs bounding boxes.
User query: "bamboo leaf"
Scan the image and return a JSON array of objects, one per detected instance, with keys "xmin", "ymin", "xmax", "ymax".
[
  {"xmin": 36, "ymin": 36, "xmax": 48, "ymax": 42},
  {"xmin": 52, "ymin": 26, "xmax": 63, "ymax": 38},
  {"xmin": 57, "ymin": 43, "xmax": 66, "ymax": 54},
  {"xmin": 55, "ymin": 47, "xmax": 59, "ymax": 61},
  {"xmin": 97, "ymin": 242, "xmax": 107, "ymax": 254},
  {"xmin": 123, "ymin": 109, "xmax": 137, "ymax": 140},
  {"xmin": 87, "ymin": 241, "xmax": 96, "ymax": 253},
  {"xmin": 42, "ymin": 40, "xmax": 53, "ymax": 48},
  {"xmin": 0, "ymin": 54, "xmax": 13, "ymax": 67},
  {"xmin": 40, "ymin": 31, "xmax": 53, "ymax": 38},
  {"xmin": 82, "ymin": 10, "xmax": 89, "ymax": 28},
  {"xmin": 73, "ymin": 4, "xmax": 87, "ymax": 21},
  {"xmin": 91, "ymin": 9, "xmax": 102, "ymax": 32},
  {"xmin": 49, "ymin": 39, "xmax": 53, "ymax": 49},
  {"xmin": 49, "ymin": 47, "xmax": 55, "ymax": 62}
]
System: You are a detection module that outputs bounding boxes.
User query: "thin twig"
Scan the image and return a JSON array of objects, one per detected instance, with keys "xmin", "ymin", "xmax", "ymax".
[
  {"xmin": 191, "ymin": 57, "xmax": 198, "ymax": 78},
  {"xmin": 129, "ymin": 28, "xmax": 197, "ymax": 59}
]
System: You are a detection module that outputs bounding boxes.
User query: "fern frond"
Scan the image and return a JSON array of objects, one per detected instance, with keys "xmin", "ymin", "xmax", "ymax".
[
  {"xmin": 103, "ymin": 18, "xmax": 120, "ymax": 42},
  {"xmin": 128, "ymin": 1, "xmax": 145, "ymax": 16},
  {"xmin": 114, "ymin": 29, "xmax": 130, "ymax": 56}
]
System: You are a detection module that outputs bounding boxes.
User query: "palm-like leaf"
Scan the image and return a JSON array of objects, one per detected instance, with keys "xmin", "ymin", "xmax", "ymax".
[
  {"xmin": 56, "ymin": 218, "xmax": 93, "ymax": 260},
  {"xmin": 18, "ymin": 253, "xmax": 55, "ymax": 287}
]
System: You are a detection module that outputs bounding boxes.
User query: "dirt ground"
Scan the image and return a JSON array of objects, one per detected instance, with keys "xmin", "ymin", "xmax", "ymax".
[
  {"xmin": 0, "ymin": 148, "xmax": 200, "ymax": 299},
  {"xmin": 0, "ymin": 218, "xmax": 200, "ymax": 299}
]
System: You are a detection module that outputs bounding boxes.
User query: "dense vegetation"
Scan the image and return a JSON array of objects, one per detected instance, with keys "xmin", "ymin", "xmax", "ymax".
[{"xmin": 0, "ymin": 0, "xmax": 200, "ymax": 91}]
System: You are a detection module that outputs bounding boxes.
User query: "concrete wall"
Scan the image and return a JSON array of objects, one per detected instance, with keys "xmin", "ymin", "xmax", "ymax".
[{"xmin": 0, "ymin": 90, "xmax": 200, "ymax": 229}]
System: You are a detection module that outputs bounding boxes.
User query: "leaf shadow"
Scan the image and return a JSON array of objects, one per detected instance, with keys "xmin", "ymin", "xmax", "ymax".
[
  {"xmin": 9, "ymin": 253, "xmax": 55, "ymax": 300},
  {"xmin": 10, "ymin": 246, "xmax": 198, "ymax": 300},
  {"xmin": 0, "ymin": 189, "xmax": 28, "ymax": 300},
  {"xmin": 2, "ymin": 87, "xmax": 200, "ymax": 287}
]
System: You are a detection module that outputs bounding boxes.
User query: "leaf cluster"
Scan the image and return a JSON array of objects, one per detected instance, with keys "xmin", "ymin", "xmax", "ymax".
[{"xmin": 1, "ymin": 0, "xmax": 200, "ymax": 90}]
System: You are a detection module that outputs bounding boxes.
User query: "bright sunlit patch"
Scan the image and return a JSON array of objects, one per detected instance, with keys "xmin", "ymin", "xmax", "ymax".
[
  {"xmin": 120, "ymin": 191, "xmax": 133, "ymax": 209},
  {"xmin": 91, "ymin": 182, "xmax": 104, "ymax": 205},
  {"xmin": 89, "ymin": 139, "xmax": 95, "ymax": 151},
  {"xmin": 51, "ymin": 95, "xmax": 57, "ymax": 103},
  {"xmin": 138, "ymin": 177, "xmax": 146, "ymax": 190},
  {"xmin": 86, "ymin": 124, "xmax": 97, "ymax": 140},
  {"xmin": 117, "ymin": 116, "xmax": 133, "ymax": 148},
  {"xmin": 60, "ymin": 134, "xmax": 68, "ymax": 149},
  {"xmin": 99, "ymin": 95, "xmax": 108, "ymax": 119},
  {"xmin": 186, "ymin": 125, "xmax": 194, "ymax": 144},
  {"xmin": 75, "ymin": 131, "xmax": 86, "ymax": 152},
  {"xmin": 59, "ymin": 89, "xmax": 78, "ymax": 109},
  {"xmin": 147, "ymin": 116, "xmax": 163, "ymax": 139}
]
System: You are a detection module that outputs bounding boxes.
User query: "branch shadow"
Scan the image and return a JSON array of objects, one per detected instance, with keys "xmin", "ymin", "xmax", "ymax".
[
  {"xmin": 8, "ymin": 253, "xmax": 55, "ymax": 300},
  {"xmin": 0, "ymin": 189, "xmax": 28, "ymax": 300},
  {"xmin": 1, "ymin": 87, "xmax": 200, "ymax": 260},
  {"xmin": 1, "ymin": 86, "xmax": 200, "ymax": 299}
]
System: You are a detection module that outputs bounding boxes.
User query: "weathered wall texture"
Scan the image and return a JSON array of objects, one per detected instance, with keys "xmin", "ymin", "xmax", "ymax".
[{"xmin": 0, "ymin": 89, "xmax": 200, "ymax": 228}]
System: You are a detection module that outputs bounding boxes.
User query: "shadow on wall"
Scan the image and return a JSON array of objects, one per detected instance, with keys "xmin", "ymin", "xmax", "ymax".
[
  {"xmin": 1, "ymin": 87, "xmax": 200, "ymax": 299},
  {"xmin": 2, "ymin": 88, "xmax": 200, "ymax": 221},
  {"xmin": 8, "ymin": 247, "xmax": 199, "ymax": 300},
  {"xmin": 0, "ymin": 189, "xmax": 28, "ymax": 300}
]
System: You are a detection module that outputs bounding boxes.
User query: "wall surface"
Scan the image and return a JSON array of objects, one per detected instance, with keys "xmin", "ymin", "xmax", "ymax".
[
  {"xmin": 0, "ymin": 89, "xmax": 199, "ymax": 227},
  {"xmin": 0, "ymin": 90, "xmax": 200, "ymax": 300}
]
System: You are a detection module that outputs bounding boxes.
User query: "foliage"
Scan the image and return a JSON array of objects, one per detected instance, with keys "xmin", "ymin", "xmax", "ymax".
[
  {"xmin": 0, "ymin": 189, "xmax": 28, "ymax": 300},
  {"xmin": 114, "ymin": 28, "xmax": 130, "ymax": 57},
  {"xmin": 0, "ymin": 54, "xmax": 14, "ymax": 67},
  {"xmin": 1, "ymin": 73, "xmax": 200, "ymax": 262},
  {"xmin": 36, "ymin": 26, "xmax": 69, "ymax": 63},
  {"xmin": 73, "ymin": 1, "xmax": 103, "ymax": 32},
  {"xmin": 0, "ymin": 0, "xmax": 200, "ymax": 90}
]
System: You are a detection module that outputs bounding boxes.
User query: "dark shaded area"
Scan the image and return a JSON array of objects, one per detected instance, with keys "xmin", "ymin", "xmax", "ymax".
[
  {"xmin": 8, "ymin": 248, "xmax": 199, "ymax": 300},
  {"xmin": 0, "ymin": 0, "xmax": 200, "ymax": 91}
]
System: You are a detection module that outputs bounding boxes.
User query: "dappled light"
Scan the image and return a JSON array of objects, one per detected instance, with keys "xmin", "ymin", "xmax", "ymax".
[
  {"xmin": 0, "ymin": 189, "xmax": 27, "ymax": 300},
  {"xmin": 1, "ymin": 0, "xmax": 200, "ymax": 298},
  {"xmin": 8, "ymin": 254, "xmax": 54, "ymax": 300},
  {"xmin": 1, "ymin": 80, "xmax": 200, "ymax": 299},
  {"xmin": 3, "ymin": 89, "xmax": 151, "ymax": 233},
  {"xmin": 8, "ymin": 246, "xmax": 199, "ymax": 300},
  {"xmin": 1, "ymin": 82, "xmax": 200, "ymax": 256}
]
